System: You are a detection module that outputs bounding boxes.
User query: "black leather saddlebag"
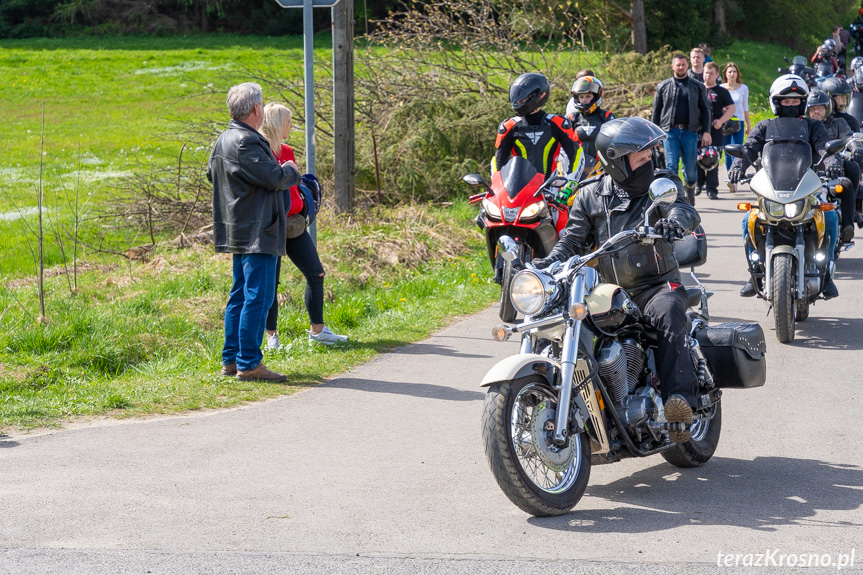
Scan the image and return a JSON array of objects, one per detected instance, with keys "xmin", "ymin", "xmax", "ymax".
[{"xmin": 695, "ymin": 323, "xmax": 766, "ymax": 388}]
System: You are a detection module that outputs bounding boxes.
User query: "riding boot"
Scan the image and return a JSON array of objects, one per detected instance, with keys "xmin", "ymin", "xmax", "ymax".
[
  {"xmin": 740, "ymin": 278, "xmax": 757, "ymax": 297},
  {"xmin": 823, "ymin": 273, "xmax": 839, "ymax": 300},
  {"xmin": 684, "ymin": 183, "xmax": 696, "ymax": 206}
]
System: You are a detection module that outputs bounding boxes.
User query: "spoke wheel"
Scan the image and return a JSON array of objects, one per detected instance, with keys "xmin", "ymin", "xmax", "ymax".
[{"xmin": 482, "ymin": 376, "xmax": 590, "ymax": 516}]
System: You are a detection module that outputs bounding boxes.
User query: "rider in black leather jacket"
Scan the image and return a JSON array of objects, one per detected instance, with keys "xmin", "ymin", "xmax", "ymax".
[{"xmin": 533, "ymin": 117, "xmax": 701, "ymax": 443}]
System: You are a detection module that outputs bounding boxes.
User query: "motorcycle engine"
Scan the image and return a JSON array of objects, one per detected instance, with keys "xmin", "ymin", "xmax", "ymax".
[{"xmin": 596, "ymin": 338, "xmax": 645, "ymax": 404}]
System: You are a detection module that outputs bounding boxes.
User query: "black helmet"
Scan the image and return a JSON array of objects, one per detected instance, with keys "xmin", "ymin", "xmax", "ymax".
[
  {"xmin": 509, "ymin": 73, "xmax": 550, "ymax": 117},
  {"xmin": 806, "ymin": 89, "xmax": 833, "ymax": 118},
  {"xmin": 823, "ymin": 39, "xmax": 837, "ymax": 54},
  {"xmin": 595, "ymin": 117, "xmax": 667, "ymax": 182},
  {"xmin": 697, "ymin": 146, "xmax": 721, "ymax": 171},
  {"xmin": 571, "ymin": 76, "xmax": 604, "ymax": 114},
  {"xmin": 855, "ymin": 68, "xmax": 863, "ymax": 91},
  {"xmin": 822, "ymin": 76, "xmax": 852, "ymax": 97}
]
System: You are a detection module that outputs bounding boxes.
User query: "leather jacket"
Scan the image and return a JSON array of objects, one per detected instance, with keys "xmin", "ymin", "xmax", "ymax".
[
  {"xmin": 208, "ymin": 120, "xmax": 300, "ymax": 256},
  {"xmin": 543, "ymin": 173, "xmax": 700, "ymax": 295},
  {"xmin": 652, "ymin": 76, "xmax": 711, "ymax": 134}
]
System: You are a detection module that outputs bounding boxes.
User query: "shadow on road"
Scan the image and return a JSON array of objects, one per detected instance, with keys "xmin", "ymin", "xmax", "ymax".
[
  {"xmin": 324, "ymin": 377, "xmax": 485, "ymax": 402},
  {"xmin": 0, "ymin": 437, "xmax": 20, "ymax": 448},
  {"xmin": 343, "ymin": 340, "xmax": 493, "ymax": 361},
  {"xmin": 789, "ymin": 316, "xmax": 863, "ymax": 350},
  {"xmin": 527, "ymin": 456, "xmax": 863, "ymax": 533}
]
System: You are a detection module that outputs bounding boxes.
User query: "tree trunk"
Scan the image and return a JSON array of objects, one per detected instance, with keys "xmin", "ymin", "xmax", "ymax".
[
  {"xmin": 715, "ymin": 0, "xmax": 727, "ymax": 34},
  {"xmin": 632, "ymin": 0, "xmax": 647, "ymax": 54}
]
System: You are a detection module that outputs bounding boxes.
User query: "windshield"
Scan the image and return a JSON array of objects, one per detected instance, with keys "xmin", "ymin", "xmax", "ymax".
[
  {"xmin": 499, "ymin": 156, "xmax": 539, "ymax": 200},
  {"xmin": 762, "ymin": 141, "xmax": 812, "ymax": 192},
  {"xmin": 792, "ymin": 55, "xmax": 808, "ymax": 66}
]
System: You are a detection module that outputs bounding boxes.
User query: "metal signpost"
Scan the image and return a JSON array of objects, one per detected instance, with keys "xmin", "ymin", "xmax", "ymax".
[{"xmin": 274, "ymin": 0, "xmax": 355, "ymax": 219}]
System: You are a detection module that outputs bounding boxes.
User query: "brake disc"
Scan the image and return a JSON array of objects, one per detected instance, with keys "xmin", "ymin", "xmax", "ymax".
[{"xmin": 530, "ymin": 400, "xmax": 575, "ymax": 472}]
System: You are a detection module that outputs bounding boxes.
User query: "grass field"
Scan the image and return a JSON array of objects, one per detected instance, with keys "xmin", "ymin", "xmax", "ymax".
[{"xmin": 0, "ymin": 34, "xmax": 798, "ymax": 432}]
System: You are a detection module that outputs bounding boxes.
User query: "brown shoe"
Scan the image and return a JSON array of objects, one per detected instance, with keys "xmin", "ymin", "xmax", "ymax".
[
  {"xmin": 236, "ymin": 363, "xmax": 287, "ymax": 383},
  {"xmin": 220, "ymin": 363, "xmax": 237, "ymax": 377},
  {"xmin": 665, "ymin": 394, "xmax": 694, "ymax": 443}
]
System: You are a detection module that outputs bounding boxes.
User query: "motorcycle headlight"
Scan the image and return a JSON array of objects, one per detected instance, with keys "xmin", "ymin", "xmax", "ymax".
[
  {"xmin": 784, "ymin": 199, "xmax": 806, "ymax": 218},
  {"xmin": 510, "ymin": 271, "xmax": 548, "ymax": 316},
  {"xmin": 482, "ymin": 198, "xmax": 501, "ymax": 219},
  {"xmin": 519, "ymin": 201, "xmax": 546, "ymax": 221},
  {"xmin": 763, "ymin": 199, "xmax": 785, "ymax": 218}
]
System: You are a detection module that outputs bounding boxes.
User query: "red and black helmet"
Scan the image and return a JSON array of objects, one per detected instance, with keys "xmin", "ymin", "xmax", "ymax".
[{"xmin": 696, "ymin": 146, "xmax": 721, "ymax": 171}]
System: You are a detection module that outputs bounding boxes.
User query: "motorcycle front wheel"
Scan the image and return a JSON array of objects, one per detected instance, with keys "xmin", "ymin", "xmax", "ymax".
[
  {"xmin": 481, "ymin": 375, "xmax": 591, "ymax": 516},
  {"xmin": 772, "ymin": 253, "xmax": 796, "ymax": 343}
]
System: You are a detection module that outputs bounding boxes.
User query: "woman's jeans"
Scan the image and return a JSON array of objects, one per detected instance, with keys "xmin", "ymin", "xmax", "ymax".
[
  {"xmin": 223, "ymin": 253, "xmax": 278, "ymax": 371},
  {"xmin": 725, "ymin": 127, "xmax": 745, "ymax": 170},
  {"xmin": 663, "ymin": 127, "xmax": 698, "ymax": 185},
  {"xmin": 266, "ymin": 229, "xmax": 326, "ymax": 332}
]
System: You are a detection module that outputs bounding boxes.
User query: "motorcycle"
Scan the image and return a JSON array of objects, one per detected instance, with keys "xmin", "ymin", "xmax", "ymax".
[
  {"xmin": 464, "ymin": 152, "xmax": 593, "ymax": 322},
  {"xmin": 480, "ymin": 179, "xmax": 767, "ymax": 516},
  {"xmin": 778, "ymin": 56, "xmax": 816, "ymax": 87},
  {"xmin": 726, "ymin": 134, "xmax": 848, "ymax": 343}
]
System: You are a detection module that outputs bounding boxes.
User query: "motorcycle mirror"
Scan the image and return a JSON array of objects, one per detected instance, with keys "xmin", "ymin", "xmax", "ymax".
[
  {"xmin": 784, "ymin": 56, "xmax": 791, "ymax": 64},
  {"xmin": 826, "ymin": 138, "xmax": 846, "ymax": 155},
  {"xmin": 648, "ymin": 178, "xmax": 678, "ymax": 204},
  {"xmin": 462, "ymin": 174, "xmax": 486, "ymax": 187},
  {"xmin": 724, "ymin": 144, "xmax": 744, "ymax": 159}
]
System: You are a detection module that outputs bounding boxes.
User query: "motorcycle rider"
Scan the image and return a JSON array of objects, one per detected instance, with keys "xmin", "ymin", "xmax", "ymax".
[
  {"xmin": 494, "ymin": 73, "xmax": 580, "ymax": 178},
  {"xmin": 811, "ymin": 41, "xmax": 840, "ymax": 74},
  {"xmin": 821, "ymin": 76, "xmax": 861, "ymax": 131},
  {"xmin": 806, "ymin": 89, "xmax": 859, "ymax": 242},
  {"xmin": 532, "ymin": 116, "xmax": 701, "ymax": 443},
  {"xmin": 565, "ymin": 75, "xmax": 616, "ymax": 162},
  {"xmin": 730, "ymin": 75, "xmax": 842, "ymax": 299}
]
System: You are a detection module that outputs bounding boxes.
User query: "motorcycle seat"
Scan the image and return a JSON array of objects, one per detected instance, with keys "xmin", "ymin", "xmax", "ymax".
[{"xmin": 685, "ymin": 286, "xmax": 702, "ymax": 308}]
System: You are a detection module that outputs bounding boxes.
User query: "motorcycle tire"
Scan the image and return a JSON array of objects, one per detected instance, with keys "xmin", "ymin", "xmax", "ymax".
[
  {"xmin": 498, "ymin": 258, "xmax": 517, "ymax": 323},
  {"xmin": 661, "ymin": 401, "xmax": 722, "ymax": 468},
  {"xmin": 772, "ymin": 253, "xmax": 796, "ymax": 343},
  {"xmin": 481, "ymin": 375, "xmax": 591, "ymax": 517}
]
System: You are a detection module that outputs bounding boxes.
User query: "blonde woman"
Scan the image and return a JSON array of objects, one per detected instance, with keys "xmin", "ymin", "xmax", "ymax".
[{"xmin": 259, "ymin": 103, "xmax": 347, "ymax": 347}]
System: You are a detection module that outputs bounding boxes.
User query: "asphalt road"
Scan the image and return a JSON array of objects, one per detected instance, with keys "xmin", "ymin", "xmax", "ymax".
[{"xmin": 2, "ymin": 176, "xmax": 863, "ymax": 574}]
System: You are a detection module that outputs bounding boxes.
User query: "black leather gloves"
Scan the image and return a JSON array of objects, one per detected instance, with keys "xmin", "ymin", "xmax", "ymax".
[
  {"xmin": 727, "ymin": 166, "xmax": 743, "ymax": 184},
  {"xmin": 654, "ymin": 218, "xmax": 686, "ymax": 242}
]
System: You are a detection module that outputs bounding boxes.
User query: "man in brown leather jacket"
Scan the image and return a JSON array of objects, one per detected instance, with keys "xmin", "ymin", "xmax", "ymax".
[
  {"xmin": 208, "ymin": 82, "xmax": 300, "ymax": 382},
  {"xmin": 533, "ymin": 117, "xmax": 701, "ymax": 443}
]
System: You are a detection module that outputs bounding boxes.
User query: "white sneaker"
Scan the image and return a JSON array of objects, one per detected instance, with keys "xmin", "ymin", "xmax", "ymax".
[
  {"xmin": 266, "ymin": 333, "xmax": 281, "ymax": 350},
  {"xmin": 308, "ymin": 326, "xmax": 348, "ymax": 345}
]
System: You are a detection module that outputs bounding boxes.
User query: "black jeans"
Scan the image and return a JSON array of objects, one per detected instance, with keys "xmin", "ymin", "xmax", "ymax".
[
  {"xmin": 696, "ymin": 164, "xmax": 719, "ymax": 194},
  {"xmin": 266, "ymin": 229, "xmax": 325, "ymax": 332},
  {"xmin": 841, "ymin": 159, "xmax": 861, "ymax": 228},
  {"xmin": 632, "ymin": 282, "xmax": 697, "ymax": 407}
]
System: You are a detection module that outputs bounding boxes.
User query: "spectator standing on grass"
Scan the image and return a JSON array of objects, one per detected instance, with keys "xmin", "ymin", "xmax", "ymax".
[
  {"xmin": 688, "ymin": 47, "xmax": 706, "ymax": 83},
  {"xmin": 209, "ymin": 82, "xmax": 300, "ymax": 383},
  {"xmin": 696, "ymin": 62, "xmax": 735, "ymax": 200},
  {"xmin": 722, "ymin": 61, "xmax": 751, "ymax": 192},
  {"xmin": 652, "ymin": 52, "xmax": 712, "ymax": 204},
  {"xmin": 258, "ymin": 103, "xmax": 348, "ymax": 349}
]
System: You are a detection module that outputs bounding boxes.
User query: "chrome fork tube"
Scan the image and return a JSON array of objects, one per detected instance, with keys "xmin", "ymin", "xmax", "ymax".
[
  {"xmin": 553, "ymin": 275, "xmax": 586, "ymax": 445},
  {"xmin": 795, "ymin": 227, "xmax": 805, "ymax": 299}
]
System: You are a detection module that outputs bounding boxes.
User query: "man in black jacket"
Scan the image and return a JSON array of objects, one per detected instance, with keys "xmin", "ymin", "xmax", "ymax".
[
  {"xmin": 652, "ymin": 53, "xmax": 713, "ymax": 204},
  {"xmin": 209, "ymin": 82, "xmax": 300, "ymax": 382},
  {"xmin": 532, "ymin": 117, "xmax": 702, "ymax": 443}
]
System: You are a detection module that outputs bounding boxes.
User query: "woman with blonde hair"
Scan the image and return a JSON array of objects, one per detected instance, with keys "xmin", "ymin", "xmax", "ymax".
[
  {"xmin": 259, "ymin": 102, "xmax": 348, "ymax": 348},
  {"xmin": 722, "ymin": 62, "xmax": 751, "ymax": 192}
]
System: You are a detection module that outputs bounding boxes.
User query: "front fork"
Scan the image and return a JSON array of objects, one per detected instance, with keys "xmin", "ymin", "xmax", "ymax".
[{"xmin": 764, "ymin": 226, "xmax": 806, "ymax": 300}]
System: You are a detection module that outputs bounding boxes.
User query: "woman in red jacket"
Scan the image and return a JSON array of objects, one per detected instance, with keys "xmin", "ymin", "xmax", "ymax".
[{"xmin": 259, "ymin": 103, "xmax": 348, "ymax": 348}]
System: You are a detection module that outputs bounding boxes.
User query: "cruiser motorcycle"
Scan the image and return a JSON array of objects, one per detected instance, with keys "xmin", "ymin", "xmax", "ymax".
[
  {"xmin": 726, "ymin": 133, "xmax": 850, "ymax": 343},
  {"xmin": 480, "ymin": 179, "xmax": 767, "ymax": 516}
]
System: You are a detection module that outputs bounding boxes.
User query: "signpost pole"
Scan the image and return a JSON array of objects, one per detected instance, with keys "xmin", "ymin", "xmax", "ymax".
[
  {"xmin": 332, "ymin": 0, "xmax": 355, "ymax": 213},
  {"xmin": 302, "ymin": 0, "xmax": 318, "ymax": 242}
]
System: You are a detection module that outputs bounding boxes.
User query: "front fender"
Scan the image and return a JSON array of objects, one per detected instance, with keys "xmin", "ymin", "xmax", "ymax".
[{"xmin": 480, "ymin": 354, "xmax": 558, "ymax": 388}]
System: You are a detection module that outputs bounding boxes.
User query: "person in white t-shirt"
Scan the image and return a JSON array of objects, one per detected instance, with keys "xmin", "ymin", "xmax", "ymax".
[{"xmin": 721, "ymin": 62, "xmax": 751, "ymax": 192}]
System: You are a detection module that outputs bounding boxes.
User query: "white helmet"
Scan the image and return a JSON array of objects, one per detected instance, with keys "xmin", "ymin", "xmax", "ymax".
[{"xmin": 769, "ymin": 74, "xmax": 810, "ymax": 116}]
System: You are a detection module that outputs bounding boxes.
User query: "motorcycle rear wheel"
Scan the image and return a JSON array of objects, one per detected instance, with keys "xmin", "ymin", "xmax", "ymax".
[
  {"xmin": 661, "ymin": 402, "xmax": 722, "ymax": 468},
  {"xmin": 482, "ymin": 376, "xmax": 591, "ymax": 516},
  {"xmin": 772, "ymin": 253, "xmax": 796, "ymax": 343}
]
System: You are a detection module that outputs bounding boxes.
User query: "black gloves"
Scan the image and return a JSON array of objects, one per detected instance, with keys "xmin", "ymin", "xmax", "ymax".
[
  {"xmin": 654, "ymin": 218, "xmax": 686, "ymax": 242},
  {"xmin": 826, "ymin": 163, "xmax": 844, "ymax": 180},
  {"xmin": 728, "ymin": 166, "xmax": 743, "ymax": 184},
  {"xmin": 853, "ymin": 148, "xmax": 863, "ymax": 165}
]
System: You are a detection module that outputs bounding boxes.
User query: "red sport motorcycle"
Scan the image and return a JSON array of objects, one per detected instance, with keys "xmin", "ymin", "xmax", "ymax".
[{"xmin": 464, "ymin": 155, "xmax": 577, "ymax": 322}]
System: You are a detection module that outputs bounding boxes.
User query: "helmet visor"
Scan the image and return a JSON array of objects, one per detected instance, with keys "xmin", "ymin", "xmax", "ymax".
[{"xmin": 604, "ymin": 117, "xmax": 667, "ymax": 160}]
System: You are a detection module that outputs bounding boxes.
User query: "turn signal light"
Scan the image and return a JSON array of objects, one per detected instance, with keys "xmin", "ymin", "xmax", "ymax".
[
  {"xmin": 819, "ymin": 203, "xmax": 835, "ymax": 211},
  {"xmin": 595, "ymin": 390, "xmax": 605, "ymax": 411},
  {"xmin": 491, "ymin": 325, "xmax": 510, "ymax": 342},
  {"xmin": 737, "ymin": 202, "xmax": 752, "ymax": 211},
  {"xmin": 569, "ymin": 302, "xmax": 589, "ymax": 320},
  {"xmin": 835, "ymin": 185, "xmax": 844, "ymax": 194}
]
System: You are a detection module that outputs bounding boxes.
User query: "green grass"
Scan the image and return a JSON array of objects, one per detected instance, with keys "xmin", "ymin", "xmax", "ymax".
[{"xmin": 0, "ymin": 199, "xmax": 499, "ymax": 431}]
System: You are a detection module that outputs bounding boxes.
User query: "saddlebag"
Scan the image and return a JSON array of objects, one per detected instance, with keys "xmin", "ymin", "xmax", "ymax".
[{"xmin": 695, "ymin": 323, "xmax": 766, "ymax": 388}]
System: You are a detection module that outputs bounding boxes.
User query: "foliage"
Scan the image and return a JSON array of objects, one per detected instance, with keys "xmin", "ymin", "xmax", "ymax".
[{"xmin": 735, "ymin": 0, "xmax": 860, "ymax": 53}]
